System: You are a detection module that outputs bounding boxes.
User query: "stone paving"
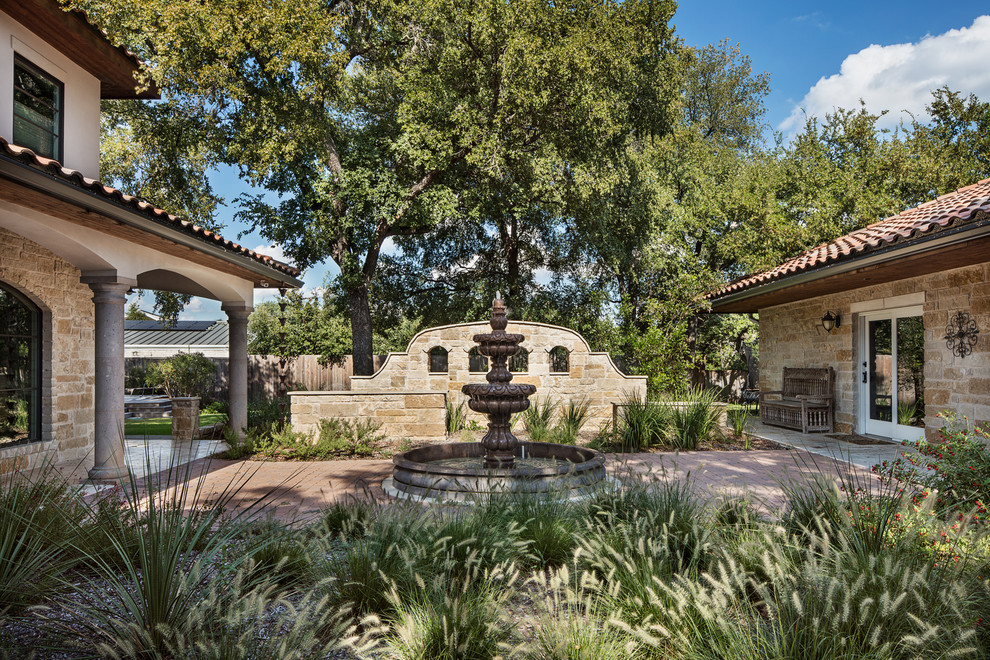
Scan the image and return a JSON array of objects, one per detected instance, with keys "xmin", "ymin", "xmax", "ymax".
[
  {"xmin": 77, "ymin": 439, "xmax": 880, "ymax": 522},
  {"xmin": 58, "ymin": 420, "xmax": 925, "ymax": 521},
  {"xmin": 744, "ymin": 420, "xmax": 919, "ymax": 470}
]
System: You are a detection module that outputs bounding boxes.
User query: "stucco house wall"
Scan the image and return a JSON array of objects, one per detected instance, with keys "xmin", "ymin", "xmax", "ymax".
[
  {"xmin": 0, "ymin": 227, "xmax": 94, "ymax": 473},
  {"xmin": 759, "ymin": 262, "xmax": 990, "ymax": 441},
  {"xmin": 0, "ymin": 12, "xmax": 102, "ymax": 178},
  {"xmin": 351, "ymin": 321, "xmax": 647, "ymax": 431}
]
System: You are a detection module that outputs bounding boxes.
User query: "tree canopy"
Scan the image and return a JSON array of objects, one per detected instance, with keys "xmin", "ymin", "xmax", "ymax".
[
  {"xmin": 75, "ymin": 0, "xmax": 682, "ymax": 373},
  {"xmin": 75, "ymin": 0, "xmax": 990, "ymax": 393}
]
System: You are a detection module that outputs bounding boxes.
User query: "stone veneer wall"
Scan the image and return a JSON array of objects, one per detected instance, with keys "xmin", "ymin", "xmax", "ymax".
[
  {"xmin": 290, "ymin": 392, "xmax": 447, "ymax": 441},
  {"xmin": 351, "ymin": 321, "xmax": 647, "ymax": 430},
  {"xmin": 759, "ymin": 262, "xmax": 990, "ymax": 441},
  {"xmin": 0, "ymin": 228, "xmax": 94, "ymax": 473}
]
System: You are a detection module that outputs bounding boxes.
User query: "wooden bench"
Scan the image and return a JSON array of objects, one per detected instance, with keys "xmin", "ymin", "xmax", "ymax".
[{"xmin": 760, "ymin": 367, "xmax": 834, "ymax": 433}]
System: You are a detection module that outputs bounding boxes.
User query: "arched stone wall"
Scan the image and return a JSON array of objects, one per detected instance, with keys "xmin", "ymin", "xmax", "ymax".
[
  {"xmin": 0, "ymin": 227, "xmax": 94, "ymax": 472},
  {"xmin": 351, "ymin": 320, "xmax": 647, "ymax": 431}
]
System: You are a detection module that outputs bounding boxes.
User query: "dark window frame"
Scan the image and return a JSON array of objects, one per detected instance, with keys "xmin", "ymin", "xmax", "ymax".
[
  {"xmin": 468, "ymin": 347, "xmax": 489, "ymax": 373},
  {"xmin": 549, "ymin": 346, "xmax": 569, "ymax": 374},
  {"xmin": 13, "ymin": 54, "xmax": 65, "ymax": 162},
  {"xmin": 509, "ymin": 348, "xmax": 529, "ymax": 373},
  {"xmin": 428, "ymin": 346, "xmax": 449, "ymax": 374},
  {"xmin": 0, "ymin": 282, "xmax": 42, "ymax": 447}
]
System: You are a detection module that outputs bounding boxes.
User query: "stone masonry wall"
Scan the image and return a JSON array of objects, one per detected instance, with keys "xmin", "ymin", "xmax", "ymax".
[
  {"xmin": 759, "ymin": 262, "xmax": 990, "ymax": 441},
  {"xmin": 0, "ymin": 228, "xmax": 94, "ymax": 473},
  {"xmin": 290, "ymin": 392, "xmax": 447, "ymax": 441},
  {"xmin": 351, "ymin": 321, "xmax": 647, "ymax": 431}
]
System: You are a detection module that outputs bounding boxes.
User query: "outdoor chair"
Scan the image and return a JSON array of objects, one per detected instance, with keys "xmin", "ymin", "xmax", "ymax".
[{"xmin": 759, "ymin": 367, "xmax": 834, "ymax": 433}]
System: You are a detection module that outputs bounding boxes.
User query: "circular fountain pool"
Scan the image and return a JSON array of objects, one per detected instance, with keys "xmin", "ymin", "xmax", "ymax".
[{"xmin": 386, "ymin": 441, "xmax": 606, "ymax": 502}]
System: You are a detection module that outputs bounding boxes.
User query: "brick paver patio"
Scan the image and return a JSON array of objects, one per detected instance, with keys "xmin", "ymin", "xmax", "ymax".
[{"xmin": 106, "ymin": 444, "xmax": 873, "ymax": 522}]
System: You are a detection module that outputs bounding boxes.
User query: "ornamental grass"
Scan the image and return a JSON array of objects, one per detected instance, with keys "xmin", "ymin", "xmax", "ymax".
[{"xmin": 1, "ymin": 453, "xmax": 988, "ymax": 658}]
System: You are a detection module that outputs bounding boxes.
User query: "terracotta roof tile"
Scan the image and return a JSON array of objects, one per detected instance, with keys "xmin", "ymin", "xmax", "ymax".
[
  {"xmin": 710, "ymin": 178, "xmax": 990, "ymax": 300},
  {"xmin": 0, "ymin": 136, "xmax": 301, "ymax": 280}
]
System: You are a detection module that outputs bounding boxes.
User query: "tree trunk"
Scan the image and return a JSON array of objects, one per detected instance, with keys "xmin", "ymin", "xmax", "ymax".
[
  {"xmin": 349, "ymin": 281, "xmax": 375, "ymax": 376},
  {"xmin": 506, "ymin": 215, "xmax": 520, "ymax": 300}
]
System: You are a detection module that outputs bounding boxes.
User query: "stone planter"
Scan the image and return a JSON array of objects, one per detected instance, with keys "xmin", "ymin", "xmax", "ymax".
[{"xmin": 171, "ymin": 397, "xmax": 200, "ymax": 442}]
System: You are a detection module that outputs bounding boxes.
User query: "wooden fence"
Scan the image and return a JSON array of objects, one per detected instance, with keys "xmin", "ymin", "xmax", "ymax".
[{"xmin": 125, "ymin": 354, "xmax": 386, "ymax": 401}]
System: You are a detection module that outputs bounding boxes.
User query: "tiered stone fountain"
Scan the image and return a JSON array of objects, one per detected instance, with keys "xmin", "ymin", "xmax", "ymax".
[
  {"xmin": 387, "ymin": 294, "xmax": 606, "ymax": 501},
  {"xmin": 461, "ymin": 293, "xmax": 536, "ymax": 468}
]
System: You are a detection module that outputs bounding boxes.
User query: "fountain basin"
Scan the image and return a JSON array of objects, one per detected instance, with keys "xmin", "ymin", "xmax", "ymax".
[{"xmin": 389, "ymin": 442, "xmax": 606, "ymax": 501}]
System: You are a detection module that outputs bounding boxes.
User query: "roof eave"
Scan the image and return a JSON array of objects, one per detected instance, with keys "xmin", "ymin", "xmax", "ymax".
[
  {"xmin": 0, "ymin": 153, "xmax": 303, "ymax": 289},
  {"xmin": 709, "ymin": 218, "xmax": 990, "ymax": 313},
  {"xmin": 5, "ymin": 0, "xmax": 158, "ymax": 100}
]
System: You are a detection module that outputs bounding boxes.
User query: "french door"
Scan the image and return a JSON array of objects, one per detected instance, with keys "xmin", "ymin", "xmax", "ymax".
[{"xmin": 859, "ymin": 306, "xmax": 925, "ymax": 441}]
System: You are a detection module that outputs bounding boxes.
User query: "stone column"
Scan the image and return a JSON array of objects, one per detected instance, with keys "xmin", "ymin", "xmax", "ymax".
[
  {"xmin": 84, "ymin": 277, "xmax": 133, "ymax": 481},
  {"xmin": 222, "ymin": 303, "xmax": 252, "ymax": 436}
]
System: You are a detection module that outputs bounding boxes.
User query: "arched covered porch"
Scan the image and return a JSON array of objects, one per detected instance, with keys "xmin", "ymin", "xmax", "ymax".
[{"xmin": 0, "ymin": 138, "xmax": 301, "ymax": 480}]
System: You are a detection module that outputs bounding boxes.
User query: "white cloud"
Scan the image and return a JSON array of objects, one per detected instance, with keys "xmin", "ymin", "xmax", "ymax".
[{"xmin": 780, "ymin": 16, "xmax": 990, "ymax": 133}]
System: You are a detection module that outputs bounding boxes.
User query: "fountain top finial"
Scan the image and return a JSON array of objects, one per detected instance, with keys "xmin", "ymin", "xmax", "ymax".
[{"xmin": 490, "ymin": 292, "xmax": 507, "ymax": 331}]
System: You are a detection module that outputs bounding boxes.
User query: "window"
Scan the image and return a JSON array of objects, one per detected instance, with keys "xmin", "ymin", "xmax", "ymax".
[
  {"xmin": 0, "ymin": 283, "xmax": 41, "ymax": 447},
  {"xmin": 13, "ymin": 55, "xmax": 63, "ymax": 161},
  {"xmin": 509, "ymin": 348, "xmax": 528, "ymax": 373},
  {"xmin": 469, "ymin": 347, "xmax": 489, "ymax": 373},
  {"xmin": 428, "ymin": 346, "xmax": 448, "ymax": 373},
  {"xmin": 549, "ymin": 346, "xmax": 569, "ymax": 373}
]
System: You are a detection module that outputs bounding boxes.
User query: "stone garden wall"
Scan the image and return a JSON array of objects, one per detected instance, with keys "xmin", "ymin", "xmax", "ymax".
[
  {"xmin": 290, "ymin": 392, "xmax": 447, "ymax": 441},
  {"xmin": 759, "ymin": 262, "xmax": 990, "ymax": 440},
  {"xmin": 0, "ymin": 228, "xmax": 94, "ymax": 473},
  {"xmin": 350, "ymin": 321, "xmax": 647, "ymax": 432}
]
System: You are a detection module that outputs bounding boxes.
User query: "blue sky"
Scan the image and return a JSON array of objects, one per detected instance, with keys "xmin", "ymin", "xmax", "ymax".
[{"xmin": 148, "ymin": 0, "xmax": 990, "ymax": 321}]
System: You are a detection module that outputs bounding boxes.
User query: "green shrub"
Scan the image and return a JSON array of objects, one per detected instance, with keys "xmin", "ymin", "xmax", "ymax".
[
  {"xmin": 202, "ymin": 400, "xmax": 229, "ymax": 415},
  {"xmin": 876, "ymin": 411, "xmax": 989, "ymax": 520},
  {"xmin": 217, "ymin": 426, "xmax": 260, "ymax": 460},
  {"xmin": 243, "ymin": 523, "xmax": 313, "ymax": 588},
  {"xmin": 660, "ymin": 387, "xmax": 721, "ymax": 450},
  {"xmin": 40, "ymin": 456, "xmax": 276, "ymax": 658},
  {"xmin": 0, "ymin": 464, "xmax": 84, "ymax": 614},
  {"xmin": 558, "ymin": 397, "xmax": 590, "ymax": 440},
  {"xmin": 317, "ymin": 497, "xmax": 379, "ymax": 539},
  {"xmin": 124, "ymin": 363, "xmax": 151, "ymax": 390},
  {"xmin": 727, "ymin": 406, "xmax": 750, "ymax": 438},
  {"xmin": 527, "ymin": 566, "xmax": 634, "ymax": 660},
  {"xmin": 145, "ymin": 352, "xmax": 216, "ymax": 399},
  {"xmin": 247, "ymin": 397, "xmax": 289, "ymax": 437},
  {"xmin": 321, "ymin": 509, "xmax": 431, "ymax": 617},
  {"xmin": 781, "ymin": 476, "xmax": 845, "ymax": 539},
  {"xmin": 446, "ymin": 399, "xmax": 469, "ymax": 435},
  {"xmin": 383, "ymin": 573, "xmax": 513, "ymax": 660},
  {"xmin": 610, "ymin": 397, "xmax": 668, "ymax": 452},
  {"xmin": 524, "ymin": 397, "xmax": 558, "ymax": 443},
  {"xmin": 165, "ymin": 573, "xmax": 378, "ymax": 659}
]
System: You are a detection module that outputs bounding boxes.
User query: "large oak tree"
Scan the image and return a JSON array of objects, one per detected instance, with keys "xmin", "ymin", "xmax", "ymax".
[{"xmin": 76, "ymin": 0, "xmax": 680, "ymax": 374}]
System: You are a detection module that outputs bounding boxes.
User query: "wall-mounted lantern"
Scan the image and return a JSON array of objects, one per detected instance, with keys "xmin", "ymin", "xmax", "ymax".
[{"xmin": 821, "ymin": 310, "xmax": 841, "ymax": 334}]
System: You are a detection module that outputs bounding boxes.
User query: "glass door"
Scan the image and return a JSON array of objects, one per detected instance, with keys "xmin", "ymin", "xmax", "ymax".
[{"xmin": 860, "ymin": 307, "xmax": 925, "ymax": 441}]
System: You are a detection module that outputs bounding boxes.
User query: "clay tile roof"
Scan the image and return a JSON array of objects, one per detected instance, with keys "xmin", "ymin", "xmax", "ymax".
[
  {"xmin": 0, "ymin": 136, "xmax": 301, "ymax": 279},
  {"xmin": 709, "ymin": 178, "xmax": 990, "ymax": 300}
]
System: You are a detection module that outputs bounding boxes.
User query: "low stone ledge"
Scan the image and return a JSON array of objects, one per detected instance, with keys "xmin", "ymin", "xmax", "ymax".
[{"xmin": 289, "ymin": 391, "xmax": 448, "ymax": 441}]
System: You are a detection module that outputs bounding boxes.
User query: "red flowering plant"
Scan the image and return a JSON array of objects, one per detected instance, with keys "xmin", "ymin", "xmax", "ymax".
[{"xmin": 873, "ymin": 412, "xmax": 989, "ymax": 525}]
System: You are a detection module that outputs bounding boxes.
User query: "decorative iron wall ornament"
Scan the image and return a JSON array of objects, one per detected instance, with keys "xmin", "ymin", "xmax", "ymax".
[{"xmin": 944, "ymin": 311, "xmax": 979, "ymax": 358}]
